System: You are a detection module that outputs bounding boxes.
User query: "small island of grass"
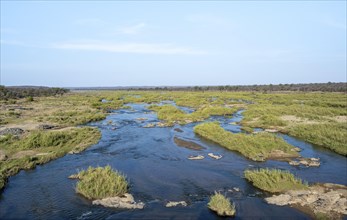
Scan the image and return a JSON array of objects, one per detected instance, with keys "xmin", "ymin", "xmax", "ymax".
[
  {"xmin": 71, "ymin": 165, "xmax": 144, "ymax": 209},
  {"xmin": 194, "ymin": 122, "xmax": 299, "ymax": 161},
  {"xmin": 244, "ymin": 168, "xmax": 308, "ymax": 193},
  {"xmin": 73, "ymin": 165, "xmax": 128, "ymax": 200},
  {"xmin": 208, "ymin": 192, "xmax": 236, "ymax": 217}
]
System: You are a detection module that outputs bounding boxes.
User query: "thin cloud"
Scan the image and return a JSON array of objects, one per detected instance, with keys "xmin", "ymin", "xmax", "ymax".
[
  {"xmin": 119, "ymin": 22, "xmax": 147, "ymax": 35},
  {"xmin": 51, "ymin": 42, "xmax": 207, "ymax": 55}
]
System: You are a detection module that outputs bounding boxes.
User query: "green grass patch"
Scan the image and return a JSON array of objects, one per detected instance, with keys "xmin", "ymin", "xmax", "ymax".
[
  {"xmin": 244, "ymin": 168, "xmax": 308, "ymax": 193},
  {"xmin": 149, "ymin": 105, "xmax": 237, "ymax": 125},
  {"xmin": 7, "ymin": 127, "xmax": 99, "ymax": 151},
  {"xmin": 46, "ymin": 109, "xmax": 106, "ymax": 126},
  {"xmin": 194, "ymin": 122, "xmax": 298, "ymax": 161},
  {"xmin": 0, "ymin": 127, "xmax": 101, "ymax": 190},
  {"xmin": 288, "ymin": 123, "xmax": 347, "ymax": 156},
  {"xmin": 74, "ymin": 166, "xmax": 128, "ymax": 200},
  {"xmin": 208, "ymin": 192, "xmax": 236, "ymax": 216}
]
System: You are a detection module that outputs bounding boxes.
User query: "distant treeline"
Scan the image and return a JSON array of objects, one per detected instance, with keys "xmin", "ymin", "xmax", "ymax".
[
  {"xmin": 179, "ymin": 82, "xmax": 347, "ymax": 92},
  {"xmin": 0, "ymin": 86, "xmax": 69, "ymax": 100},
  {"xmin": 72, "ymin": 82, "xmax": 347, "ymax": 92}
]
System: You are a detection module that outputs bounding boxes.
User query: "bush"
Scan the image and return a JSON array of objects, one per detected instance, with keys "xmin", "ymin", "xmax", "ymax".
[
  {"xmin": 208, "ymin": 192, "xmax": 236, "ymax": 216},
  {"xmin": 75, "ymin": 166, "xmax": 128, "ymax": 200},
  {"xmin": 26, "ymin": 96, "xmax": 34, "ymax": 102},
  {"xmin": 244, "ymin": 168, "xmax": 308, "ymax": 193}
]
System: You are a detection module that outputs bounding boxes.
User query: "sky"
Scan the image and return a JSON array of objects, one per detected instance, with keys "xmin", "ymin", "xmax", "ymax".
[{"xmin": 0, "ymin": 1, "xmax": 346, "ymax": 87}]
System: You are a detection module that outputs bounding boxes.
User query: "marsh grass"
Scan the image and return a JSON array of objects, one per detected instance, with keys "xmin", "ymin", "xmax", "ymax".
[
  {"xmin": 194, "ymin": 122, "xmax": 298, "ymax": 161},
  {"xmin": 74, "ymin": 166, "xmax": 128, "ymax": 200},
  {"xmin": 46, "ymin": 109, "xmax": 106, "ymax": 126},
  {"xmin": 149, "ymin": 105, "xmax": 237, "ymax": 125},
  {"xmin": 0, "ymin": 127, "xmax": 101, "ymax": 190},
  {"xmin": 288, "ymin": 123, "xmax": 347, "ymax": 156},
  {"xmin": 244, "ymin": 168, "xmax": 308, "ymax": 193},
  {"xmin": 208, "ymin": 192, "xmax": 236, "ymax": 216},
  {"xmin": 9, "ymin": 127, "xmax": 99, "ymax": 151}
]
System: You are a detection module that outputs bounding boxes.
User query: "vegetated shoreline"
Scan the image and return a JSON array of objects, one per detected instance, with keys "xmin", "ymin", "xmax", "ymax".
[
  {"xmin": 0, "ymin": 89, "xmax": 346, "ymax": 219},
  {"xmin": 1, "ymin": 89, "xmax": 346, "ymax": 194},
  {"xmin": 0, "ymin": 127, "xmax": 101, "ymax": 191}
]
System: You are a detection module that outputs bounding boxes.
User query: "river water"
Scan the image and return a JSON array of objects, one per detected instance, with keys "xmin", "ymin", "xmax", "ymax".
[{"xmin": 1, "ymin": 103, "xmax": 346, "ymax": 219}]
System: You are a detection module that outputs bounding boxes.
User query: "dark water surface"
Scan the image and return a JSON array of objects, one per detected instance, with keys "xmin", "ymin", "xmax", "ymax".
[{"xmin": 1, "ymin": 104, "xmax": 346, "ymax": 219}]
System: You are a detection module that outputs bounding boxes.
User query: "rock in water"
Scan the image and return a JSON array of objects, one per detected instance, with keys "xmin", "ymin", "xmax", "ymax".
[
  {"xmin": 208, "ymin": 153, "xmax": 222, "ymax": 160},
  {"xmin": 92, "ymin": 193, "xmax": 144, "ymax": 209},
  {"xmin": 265, "ymin": 183, "xmax": 347, "ymax": 217},
  {"xmin": 165, "ymin": 201, "xmax": 187, "ymax": 207},
  {"xmin": 188, "ymin": 155, "xmax": 204, "ymax": 160}
]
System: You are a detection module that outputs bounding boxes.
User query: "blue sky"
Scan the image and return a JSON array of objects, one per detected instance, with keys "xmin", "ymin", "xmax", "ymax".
[{"xmin": 1, "ymin": 1, "xmax": 346, "ymax": 87}]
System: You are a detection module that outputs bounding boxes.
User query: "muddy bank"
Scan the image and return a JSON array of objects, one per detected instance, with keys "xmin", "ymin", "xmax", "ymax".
[{"xmin": 173, "ymin": 137, "xmax": 205, "ymax": 151}]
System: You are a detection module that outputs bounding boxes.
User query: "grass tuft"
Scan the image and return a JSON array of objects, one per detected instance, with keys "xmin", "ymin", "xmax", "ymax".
[
  {"xmin": 208, "ymin": 192, "xmax": 236, "ymax": 216},
  {"xmin": 75, "ymin": 165, "xmax": 128, "ymax": 200}
]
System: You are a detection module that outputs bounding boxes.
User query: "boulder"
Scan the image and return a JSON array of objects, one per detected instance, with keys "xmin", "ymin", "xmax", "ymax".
[
  {"xmin": 188, "ymin": 155, "xmax": 204, "ymax": 160},
  {"xmin": 208, "ymin": 153, "xmax": 222, "ymax": 160},
  {"xmin": 165, "ymin": 201, "xmax": 187, "ymax": 207}
]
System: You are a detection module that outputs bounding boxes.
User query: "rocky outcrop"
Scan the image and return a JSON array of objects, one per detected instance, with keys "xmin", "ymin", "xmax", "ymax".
[
  {"xmin": 92, "ymin": 193, "xmax": 144, "ymax": 209},
  {"xmin": 289, "ymin": 158, "xmax": 320, "ymax": 167},
  {"xmin": 165, "ymin": 201, "xmax": 187, "ymax": 207},
  {"xmin": 265, "ymin": 183, "xmax": 347, "ymax": 218},
  {"xmin": 0, "ymin": 128, "xmax": 24, "ymax": 136}
]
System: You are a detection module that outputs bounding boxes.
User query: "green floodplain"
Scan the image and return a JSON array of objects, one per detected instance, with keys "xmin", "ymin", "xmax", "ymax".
[{"xmin": 0, "ymin": 89, "xmax": 346, "ymax": 218}]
